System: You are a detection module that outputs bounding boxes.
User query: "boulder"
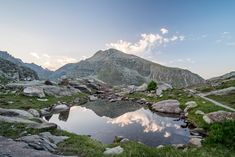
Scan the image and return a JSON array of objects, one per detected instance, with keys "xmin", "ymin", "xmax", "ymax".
[
  {"xmin": 17, "ymin": 135, "xmax": 58, "ymax": 152},
  {"xmin": 42, "ymin": 85, "xmax": 79, "ymax": 97},
  {"xmin": 0, "ymin": 108, "xmax": 34, "ymax": 119},
  {"xmin": 103, "ymin": 146, "xmax": 124, "ymax": 155},
  {"xmin": 0, "ymin": 115, "xmax": 38, "ymax": 124},
  {"xmin": 203, "ymin": 111, "xmax": 235, "ymax": 124},
  {"xmin": 156, "ymin": 83, "xmax": 173, "ymax": 96},
  {"xmin": 189, "ymin": 137, "xmax": 202, "ymax": 147},
  {"xmin": 23, "ymin": 86, "xmax": 45, "ymax": 98},
  {"xmin": 89, "ymin": 95, "xmax": 98, "ymax": 101},
  {"xmin": 0, "ymin": 136, "xmax": 68, "ymax": 157},
  {"xmin": 184, "ymin": 101, "xmax": 198, "ymax": 112},
  {"xmin": 152, "ymin": 100, "xmax": 182, "ymax": 114},
  {"xmin": 39, "ymin": 132, "xmax": 69, "ymax": 145},
  {"xmin": 52, "ymin": 104, "xmax": 69, "ymax": 113},
  {"xmin": 28, "ymin": 122, "xmax": 57, "ymax": 130},
  {"xmin": 195, "ymin": 110, "xmax": 205, "ymax": 115},
  {"xmin": 28, "ymin": 109, "xmax": 40, "ymax": 117}
]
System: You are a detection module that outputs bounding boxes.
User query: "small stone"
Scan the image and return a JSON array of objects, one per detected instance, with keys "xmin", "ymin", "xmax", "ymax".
[
  {"xmin": 157, "ymin": 145, "xmax": 164, "ymax": 149},
  {"xmin": 28, "ymin": 109, "xmax": 40, "ymax": 117},
  {"xmin": 89, "ymin": 95, "xmax": 98, "ymax": 101},
  {"xmin": 103, "ymin": 146, "xmax": 124, "ymax": 155},
  {"xmin": 195, "ymin": 110, "xmax": 205, "ymax": 115},
  {"xmin": 184, "ymin": 101, "xmax": 198, "ymax": 112},
  {"xmin": 189, "ymin": 138, "xmax": 202, "ymax": 147},
  {"xmin": 37, "ymin": 98, "xmax": 48, "ymax": 102}
]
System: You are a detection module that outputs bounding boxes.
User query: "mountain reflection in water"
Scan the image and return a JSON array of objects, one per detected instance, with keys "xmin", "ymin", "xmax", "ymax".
[{"xmin": 46, "ymin": 100, "xmax": 190, "ymax": 146}]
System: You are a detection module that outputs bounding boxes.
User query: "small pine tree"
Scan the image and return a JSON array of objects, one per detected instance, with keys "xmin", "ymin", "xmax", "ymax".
[{"xmin": 147, "ymin": 80, "xmax": 157, "ymax": 91}]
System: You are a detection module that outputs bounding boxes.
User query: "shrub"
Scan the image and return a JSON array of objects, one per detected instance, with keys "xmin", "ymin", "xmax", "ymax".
[
  {"xmin": 147, "ymin": 80, "xmax": 157, "ymax": 91},
  {"xmin": 204, "ymin": 121, "xmax": 235, "ymax": 150}
]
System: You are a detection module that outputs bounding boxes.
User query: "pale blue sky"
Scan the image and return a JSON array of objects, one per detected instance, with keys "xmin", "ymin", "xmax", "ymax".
[{"xmin": 0, "ymin": 0, "xmax": 234, "ymax": 78}]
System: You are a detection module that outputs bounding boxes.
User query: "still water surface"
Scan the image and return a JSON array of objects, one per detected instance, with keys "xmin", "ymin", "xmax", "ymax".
[{"xmin": 46, "ymin": 100, "xmax": 189, "ymax": 146}]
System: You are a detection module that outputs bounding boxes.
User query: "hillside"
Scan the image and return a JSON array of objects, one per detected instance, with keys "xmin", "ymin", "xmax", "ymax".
[
  {"xmin": 0, "ymin": 58, "xmax": 38, "ymax": 83},
  {"xmin": 0, "ymin": 51, "xmax": 52, "ymax": 79},
  {"xmin": 50, "ymin": 49, "xmax": 205, "ymax": 87}
]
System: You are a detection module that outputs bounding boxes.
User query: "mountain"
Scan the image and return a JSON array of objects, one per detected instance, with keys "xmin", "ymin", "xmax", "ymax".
[
  {"xmin": 209, "ymin": 71, "xmax": 235, "ymax": 81},
  {"xmin": 0, "ymin": 51, "xmax": 52, "ymax": 80},
  {"xmin": 0, "ymin": 58, "xmax": 38, "ymax": 83},
  {"xmin": 50, "ymin": 49, "xmax": 205, "ymax": 87}
]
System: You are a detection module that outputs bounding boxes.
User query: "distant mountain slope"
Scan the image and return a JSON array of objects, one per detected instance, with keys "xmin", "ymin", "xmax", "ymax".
[
  {"xmin": 0, "ymin": 58, "xmax": 38, "ymax": 82},
  {"xmin": 0, "ymin": 51, "xmax": 52, "ymax": 79},
  {"xmin": 50, "ymin": 49, "xmax": 205, "ymax": 87},
  {"xmin": 209, "ymin": 71, "xmax": 235, "ymax": 81}
]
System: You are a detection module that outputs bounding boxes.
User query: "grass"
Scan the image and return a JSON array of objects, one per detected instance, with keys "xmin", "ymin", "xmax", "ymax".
[
  {"xmin": 0, "ymin": 121, "xmax": 235, "ymax": 157},
  {"xmin": 207, "ymin": 93, "xmax": 235, "ymax": 109},
  {"xmin": 196, "ymin": 79, "xmax": 235, "ymax": 93},
  {"xmin": 128, "ymin": 89, "xmax": 227, "ymax": 128},
  {"xmin": 0, "ymin": 92, "xmax": 88, "ymax": 110}
]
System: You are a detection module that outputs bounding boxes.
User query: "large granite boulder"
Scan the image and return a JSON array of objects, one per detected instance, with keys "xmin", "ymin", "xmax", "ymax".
[
  {"xmin": 0, "ymin": 108, "xmax": 34, "ymax": 119},
  {"xmin": 17, "ymin": 132, "xmax": 68, "ymax": 152},
  {"xmin": 0, "ymin": 136, "xmax": 68, "ymax": 157},
  {"xmin": 152, "ymin": 100, "xmax": 182, "ymax": 114},
  {"xmin": 203, "ymin": 111, "xmax": 235, "ymax": 124},
  {"xmin": 42, "ymin": 85, "xmax": 79, "ymax": 97},
  {"xmin": 23, "ymin": 86, "xmax": 45, "ymax": 98}
]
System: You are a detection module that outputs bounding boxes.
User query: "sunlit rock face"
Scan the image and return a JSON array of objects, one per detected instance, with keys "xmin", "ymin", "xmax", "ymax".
[{"xmin": 46, "ymin": 101, "xmax": 190, "ymax": 146}]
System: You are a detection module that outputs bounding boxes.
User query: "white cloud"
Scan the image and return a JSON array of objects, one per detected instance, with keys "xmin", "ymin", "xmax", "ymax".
[
  {"xmin": 28, "ymin": 52, "xmax": 78, "ymax": 70},
  {"xmin": 30, "ymin": 52, "xmax": 40, "ymax": 59},
  {"xmin": 160, "ymin": 28, "xmax": 168, "ymax": 34},
  {"xmin": 106, "ymin": 29, "xmax": 185, "ymax": 55},
  {"xmin": 169, "ymin": 58, "xmax": 196, "ymax": 64},
  {"xmin": 171, "ymin": 36, "xmax": 178, "ymax": 41}
]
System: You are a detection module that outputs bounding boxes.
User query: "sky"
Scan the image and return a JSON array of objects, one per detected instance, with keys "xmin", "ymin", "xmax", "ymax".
[{"xmin": 0, "ymin": 0, "xmax": 234, "ymax": 79}]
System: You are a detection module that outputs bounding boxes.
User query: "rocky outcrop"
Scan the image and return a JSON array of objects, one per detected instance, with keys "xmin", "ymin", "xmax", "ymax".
[
  {"xmin": 203, "ymin": 111, "xmax": 235, "ymax": 124},
  {"xmin": 0, "ymin": 136, "xmax": 70, "ymax": 157},
  {"xmin": 152, "ymin": 100, "xmax": 182, "ymax": 114},
  {"xmin": 0, "ymin": 58, "xmax": 38, "ymax": 82},
  {"xmin": 0, "ymin": 51, "xmax": 52, "ymax": 80},
  {"xmin": 50, "ymin": 49, "xmax": 205, "ymax": 88},
  {"xmin": 17, "ymin": 132, "xmax": 68, "ymax": 152},
  {"xmin": 23, "ymin": 86, "xmax": 45, "ymax": 98}
]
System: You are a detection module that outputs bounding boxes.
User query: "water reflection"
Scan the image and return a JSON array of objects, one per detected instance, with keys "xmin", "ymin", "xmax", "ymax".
[{"xmin": 47, "ymin": 101, "xmax": 189, "ymax": 146}]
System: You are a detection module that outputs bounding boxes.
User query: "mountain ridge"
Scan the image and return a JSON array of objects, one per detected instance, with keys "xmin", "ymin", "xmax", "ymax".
[
  {"xmin": 0, "ymin": 51, "xmax": 52, "ymax": 79},
  {"xmin": 50, "ymin": 49, "xmax": 205, "ymax": 87}
]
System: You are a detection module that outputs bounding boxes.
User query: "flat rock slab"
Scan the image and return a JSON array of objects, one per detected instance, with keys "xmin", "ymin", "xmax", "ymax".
[
  {"xmin": 203, "ymin": 111, "xmax": 235, "ymax": 124},
  {"xmin": 0, "ymin": 115, "xmax": 38, "ymax": 124},
  {"xmin": 23, "ymin": 86, "xmax": 45, "ymax": 98},
  {"xmin": 152, "ymin": 100, "xmax": 182, "ymax": 114},
  {"xmin": 0, "ymin": 136, "xmax": 74, "ymax": 157},
  {"xmin": 0, "ymin": 108, "xmax": 34, "ymax": 119}
]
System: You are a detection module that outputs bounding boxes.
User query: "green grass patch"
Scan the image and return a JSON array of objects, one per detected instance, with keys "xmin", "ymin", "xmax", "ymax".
[
  {"xmin": 196, "ymin": 79, "xmax": 235, "ymax": 93},
  {"xmin": 0, "ymin": 92, "xmax": 87, "ymax": 110},
  {"xmin": 207, "ymin": 93, "xmax": 235, "ymax": 109}
]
